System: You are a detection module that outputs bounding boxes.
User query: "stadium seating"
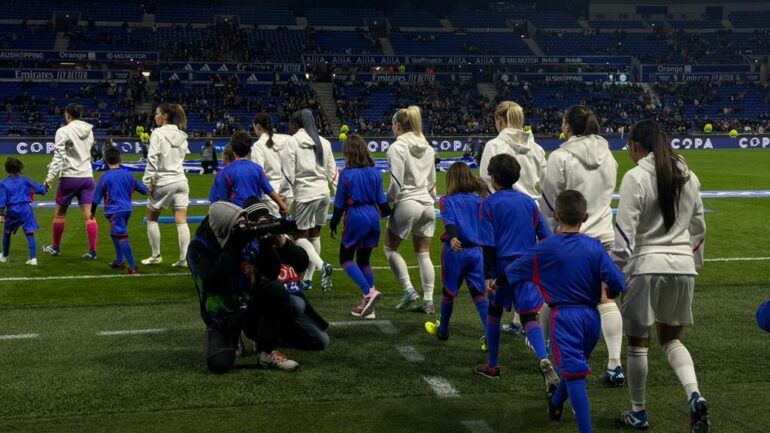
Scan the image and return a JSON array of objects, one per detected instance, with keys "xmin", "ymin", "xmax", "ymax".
[
  {"xmin": 589, "ymin": 20, "xmax": 646, "ymax": 29},
  {"xmin": 389, "ymin": 32, "xmax": 533, "ymax": 55},
  {"xmin": 0, "ymin": 24, "xmax": 56, "ymax": 50},
  {"xmin": 155, "ymin": 5, "xmax": 295, "ymax": 26},
  {"xmin": 729, "ymin": 11, "xmax": 770, "ymax": 29}
]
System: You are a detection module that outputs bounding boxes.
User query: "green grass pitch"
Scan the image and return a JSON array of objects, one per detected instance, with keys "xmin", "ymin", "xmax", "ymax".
[{"xmin": 0, "ymin": 149, "xmax": 768, "ymax": 433}]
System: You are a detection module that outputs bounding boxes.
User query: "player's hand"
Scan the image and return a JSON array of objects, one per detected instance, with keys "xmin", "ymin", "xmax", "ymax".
[
  {"xmin": 485, "ymin": 278, "xmax": 496, "ymax": 295},
  {"xmin": 279, "ymin": 203, "xmax": 289, "ymax": 217},
  {"xmin": 450, "ymin": 237, "xmax": 462, "ymax": 251},
  {"xmin": 44, "ymin": 178, "xmax": 52, "ymax": 189},
  {"xmin": 0, "ymin": 216, "xmax": 5, "ymax": 224}
]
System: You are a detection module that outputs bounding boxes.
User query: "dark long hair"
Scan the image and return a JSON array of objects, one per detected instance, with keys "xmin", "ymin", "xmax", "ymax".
[
  {"xmin": 252, "ymin": 113, "xmax": 275, "ymax": 149},
  {"xmin": 156, "ymin": 103, "xmax": 187, "ymax": 130},
  {"xmin": 446, "ymin": 162, "xmax": 486, "ymax": 196},
  {"xmin": 291, "ymin": 109, "xmax": 323, "ymax": 165},
  {"xmin": 564, "ymin": 105, "xmax": 600, "ymax": 136},
  {"xmin": 343, "ymin": 134, "xmax": 374, "ymax": 168},
  {"xmin": 629, "ymin": 119, "xmax": 688, "ymax": 231}
]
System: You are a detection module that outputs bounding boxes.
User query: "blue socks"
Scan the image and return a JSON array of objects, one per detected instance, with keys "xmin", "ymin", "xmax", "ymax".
[
  {"xmin": 25, "ymin": 233, "xmax": 36, "ymax": 259},
  {"xmin": 361, "ymin": 264, "xmax": 374, "ymax": 288},
  {"xmin": 567, "ymin": 377, "xmax": 592, "ymax": 433},
  {"xmin": 524, "ymin": 320, "xmax": 549, "ymax": 359},
  {"xmin": 118, "ymin": 237, "xmax": 136, "ymax": 269},
  {"xmin": 111, "ymin": 235, "xmax": 124, "ymax": 264},
  {"xmin": 471, "ymin": 290, "xmax": 489, "ymax": 328},
  {"xmin": 485, "ymin": 305, "xmax": 503, "ymax": 368},
  {"xmin": 342, "ymin": 261, "xmax": 370, "ymax": 295},
  {"xmin": 550, "ymin": 377, "xmax": 592, "ymax": 433},
  {"xmin": 438, "ymin": 293, "xmax": 454, "ymax": 333},
  {"xmin": 2, "ymin": 231, "xmax": 10, "ymax": 257}
]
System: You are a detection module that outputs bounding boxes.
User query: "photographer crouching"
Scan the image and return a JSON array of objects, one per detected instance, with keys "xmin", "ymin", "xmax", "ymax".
[{"xmin": 187, "ymin": 199, "xmax": 328, "ymax": 374}]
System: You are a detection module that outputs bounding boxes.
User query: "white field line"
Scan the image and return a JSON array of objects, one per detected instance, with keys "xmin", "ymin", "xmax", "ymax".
[
  {"xmin": 1, "ymin": 256, "xmax": 766, "ymax": 283},
  {"xmin": 422, "ymin": 375, "xmax": 460, "ymax": 398},
  {"xmin": 0, "ymin": 333, "xmax": 39, "ymax": 340},
  {"xmin": 461, "ymin": 420, "xmax": 497, "ymax": 433},
  {"xmin": 329, "ymin": 320, "xmax": 391, "ymax": 328},
  {"xmin": 96, "ymin": 328, "xmax": 166, "ymax": 336},
  {"xmin": 396, "ymin": 345, "xmax": 425, "ymax": 362},
  {"xmin": 0, "ymin": 272, "xmax": 186, "ymax": 282}
]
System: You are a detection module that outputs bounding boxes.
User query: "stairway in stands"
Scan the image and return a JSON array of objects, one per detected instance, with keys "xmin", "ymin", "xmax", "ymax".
[{"xmin": 312, "ymin": 82, "xmax": 342, "ymax": 135}]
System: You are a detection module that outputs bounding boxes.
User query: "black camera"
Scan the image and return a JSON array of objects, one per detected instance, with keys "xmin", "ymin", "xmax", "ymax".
[{"xmin": 238, "ymin": 216, "xmax": 297, "ymax": 239}]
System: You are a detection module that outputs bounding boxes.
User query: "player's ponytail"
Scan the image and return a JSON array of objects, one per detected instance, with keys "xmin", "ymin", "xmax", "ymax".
[
  {"xmin": 392, "ymin": 105, "xmax": 424, "ymax": 138},
  {"xmin": 157, "ymin": 103, "xmax": 187, "ymax": 130},
  {"xmin": 64, "ymin": 103, "xmax": 83, "ymax": 120},
  {"xmin": 291, "ymin": 109, "xmax": 324, "ymax": 165},
  {"xmin": 495, "ymin": 101, "xmax": 524, "ymax": 130},
  {"xmin": 252, "ymin": 113, "xmax": 275, "ymax": 148},
  {"xmin": 629, "ymin": 119, "xmax": 687, "ymax": 231},
  {"xmin": 563, "ymin": 105, "xmax": 600, "ymax": 136}
]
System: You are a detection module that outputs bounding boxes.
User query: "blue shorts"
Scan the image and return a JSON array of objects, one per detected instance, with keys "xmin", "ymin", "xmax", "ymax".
[
  {"xmin": 341, "ymin": 205, "xmax": 380, "ymax": 249},
  {"xmin": 440, "ymin": 244, "xmax": 484, "ymax": 296},
  {"xmin": 3, "ymin": 205, "xmax": 38, "ymax": 235},
  {"xmin": 489, "ymin": 256, "xmax": 543, "ymax": 314},
  {"xmin": 107, "ymin": 211, "xmax": 131, "ymax": 237},
  {"xmin": 550, "ymin": 305, "xmax": 600, "ymax": 378}
]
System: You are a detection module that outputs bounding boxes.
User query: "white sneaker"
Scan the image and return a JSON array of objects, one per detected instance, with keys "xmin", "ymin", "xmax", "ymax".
[
  {"xmin": 25, "ymin": 258, "xmax": 38, "ymax": 266},
  {"xmin": 258, "ymin": 350, "xmax": 299, "ymax": 372},
  {"xmin": 364, "ymin": 307, "xmax": 376, "ymax": 320},
  {"xmin": 0, "ymin": 254, "xmax": 7, "ymax": 263},
  {"xmin": 141, "ymin": 255, "xmax": 162, "ymax": 265},
  {"xmin": 171, "ymin": 259, "xmax": 188, "ymax": 268}
]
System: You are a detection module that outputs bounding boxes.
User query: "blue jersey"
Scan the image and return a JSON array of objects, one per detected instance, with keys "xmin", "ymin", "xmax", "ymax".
[
  {"xmin": 93, "ymin": 168, "xmax": 148, "ymax": 215},
  {"xmin": 504, "ymin": 232, "xmax": 625, "ymax": 306},
  {"xmin": 212, "ymin": 159, "xmax": 274, "ymax": 207},
  {"xmin": 479, "ymin": 188, "xmax": 550, "ymax": 257},
  {"xmin": 209, "ymin": 171, "xmax": 224, "ymax": 202},
  {"xmin": 334, "ymin": 166, "xmax": 387, "ymax": 249},
  {"xmin": 333, "ymin": 166, "xmax": 387, "ymax": 209},
  {"xmin": 0, "ymin": 175, "xmax": 46, "ymax": 210},
  {"xmin": 440, "ymin": 192, "xmax": 481, "ymax": 245}
]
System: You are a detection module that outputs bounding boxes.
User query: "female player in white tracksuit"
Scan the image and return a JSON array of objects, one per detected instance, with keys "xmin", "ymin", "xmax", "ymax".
[
  {"xmin": 43, "ymin": 103, "xmax": 99, "ymax": 259},
  {"xmin": 479, "ymin": 100, "xmax": 547, "ymax": 333},
  {"xmin": 251, "ymin": 113, "xmax": 294, "ymax": 218},
  {"xmin": 284, "ymin": 109, "xmax": 337, "ymax": 291},
  {"xmin": 613, "ymin": 119, "xmax": 708, "ymax": 432},
  {"xmin": 480, "ymin": 101, "xmax": 546, "ymax": 198},
  {"xmin": 141, "ymin": 103, "xmax": 191, "ymax": 268},
  {"xmin": 385, "ymin": 106, "xmax": 438, "ymax": 314},
  {"xmin": 539, "ymin": 105, "xmax": 625, "ymax": 386}
]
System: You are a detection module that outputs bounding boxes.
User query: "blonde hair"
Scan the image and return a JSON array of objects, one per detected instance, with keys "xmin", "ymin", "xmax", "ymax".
[
  {"xmin": 222, "ymin": 144, "xmax": 235, "ymax": 165},
  {"xmin": 392, "ymin": 105, "xmax": 423, "ymax": 137},
  {"xmin": 494, "ymin": 101, "xmax": 524, "ymax": 130}
]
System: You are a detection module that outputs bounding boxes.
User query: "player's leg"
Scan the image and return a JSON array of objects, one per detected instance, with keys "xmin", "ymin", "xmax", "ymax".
[
  {"xmin": 310, "ymin": 211, "xmax": 334, "ymax": 291},
  {"xmin": 385, "ymin": 204, "xmax": 418, "ymax": 308},
  {"xmin": 24, "ymin": 232, "xmax": 36, "ymax": 264},
  {"xmin": 618, "ymin": 275, "xmax": 653, "ymax": 429},
  {"xmin": 476, "ymin": 301, "xmax": 503, "ymax": 378},
  {"xmin": 1, "ymin": 227, "xmax": 10, "ymax": 261},
  {"xmin": 598, "ymin": 285, "xmax": 625, "ymax": 386},
  {"xmin": 428, "ymin": 245, "xmax": 457, "ymax": 339},
  {"xmin": 293, "ymin": 200, "xmax": 324, "ymax": 284},
  {"xmin": 143, "ymin": 206, "xmax": 163, "ymax": 264},
  {"xmin": 466, "ymin": 248, "xmax": 489, "ymax": 329},
  {"xmin": 79, "ymin": 203, "xmax": 98, "ymax": 259},
  {"xmin": 412, "ymin": 204, "xmax": 436, "ymax": 313},
  {"xmin": 44, "ymin": 203, "xmax": 68, "ymax": 255},
  {"xmin": 172, "ymin": 206, "xmax": 189, "ymax": 267},
  {"xmin": 654, "ymin": 275, "xmax": 708, "ymax": 432},
  {"xmin": 171, "ymin": 183, "xmax": 190, "ymax": 267}
]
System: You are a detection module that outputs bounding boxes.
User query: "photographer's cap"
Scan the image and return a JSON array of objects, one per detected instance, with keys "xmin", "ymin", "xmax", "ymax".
[
  {"xmin": 243, "ymin": 196, "xmax": 270, "ymax": 222},
  {"xmin": 208, "ymin": 201, "xmax": 246, "ymax": 247}
]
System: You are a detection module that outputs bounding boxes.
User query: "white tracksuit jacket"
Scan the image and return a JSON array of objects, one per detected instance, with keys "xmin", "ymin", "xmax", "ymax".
[
  {"xmin": 612, "ymin": 153, "xmax": 706, "ymax": 276},
  {"xmin": 283, "ymin": 128, "xmax": 337, "ymax": 203},
  {"xmin": 480, "ymin": 127, "xmax": 546, "ymax": 198},
  {"xmin": 251, "ymin": 132, "xmax": 293, "ymax": 200},
  {"xmin": 386, "ymin": 131, "xmax": 436, "ymax": 206},
  {"xmin": 540, "ymin": 134, "xmax": 617, "ymax": 245},
  {"xmin": 46, "ymin": 120, "xmax": 95, "ymax": 180},
  {"xmin": 142, "ymin": 124, "xmax": 190, "ymax": 187}
]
